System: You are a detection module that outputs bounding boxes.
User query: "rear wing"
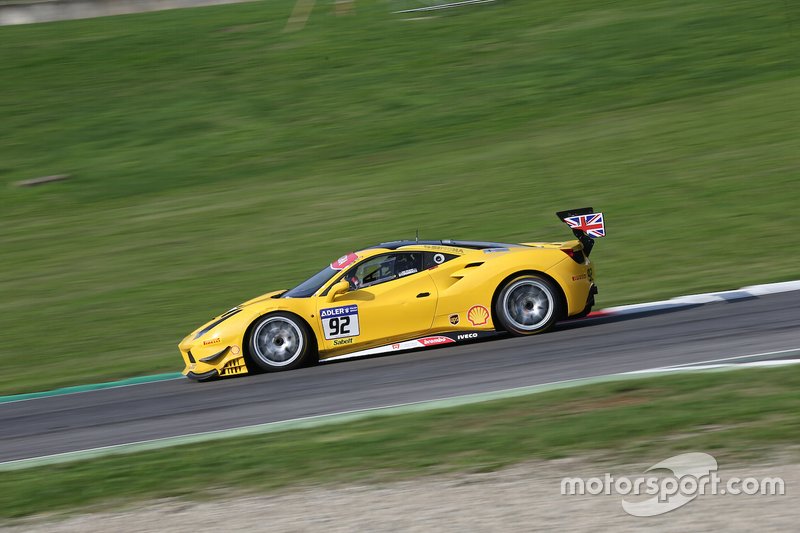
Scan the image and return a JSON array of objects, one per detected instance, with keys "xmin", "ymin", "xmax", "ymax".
[{"xmin": 556, "ymin": 207, "xmax": 605, "ymax": 256}]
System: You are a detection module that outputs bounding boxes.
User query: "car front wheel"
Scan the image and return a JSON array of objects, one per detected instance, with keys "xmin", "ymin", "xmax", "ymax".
[{"xmin": 248, "ymin": 312, "xmax": 314, "ymax": 371}]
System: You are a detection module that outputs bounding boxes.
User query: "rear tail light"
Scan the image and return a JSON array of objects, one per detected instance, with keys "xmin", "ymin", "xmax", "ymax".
[{"xmin": 561, "ymin": 248, "xmax": 586, "ymax": 263}]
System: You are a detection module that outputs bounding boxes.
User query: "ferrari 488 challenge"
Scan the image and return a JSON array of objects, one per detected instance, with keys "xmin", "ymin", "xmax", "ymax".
[{"xmin": 179, "ymin": 208, "xmax": 605, "ymax": 380}]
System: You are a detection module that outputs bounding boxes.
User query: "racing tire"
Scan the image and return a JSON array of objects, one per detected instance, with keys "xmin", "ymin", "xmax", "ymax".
[
  {"xmin": 247, "ymin": 312, "xmax": 315, "ymax": 372},
  {"xmin": 494, "ymin": 275, "xmax": 562, "ymax": 336}
]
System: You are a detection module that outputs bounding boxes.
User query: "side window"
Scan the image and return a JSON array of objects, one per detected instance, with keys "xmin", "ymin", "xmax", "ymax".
[
  {"xmin": 423, "ymin": 252, "xmax": 458, "ymax": 269},
  {"xmin": 395, "ymin": 252, "xmax": 422, "ymax": 279},
  {"xmin": 345, "ymin": 253, "xmax": 423, "ymax": 290}
]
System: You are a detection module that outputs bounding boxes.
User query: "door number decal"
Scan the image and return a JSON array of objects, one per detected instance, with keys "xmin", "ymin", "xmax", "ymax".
[{"xmin": 320, "ymin": 305, "xmax": 360, "ymax": 340}]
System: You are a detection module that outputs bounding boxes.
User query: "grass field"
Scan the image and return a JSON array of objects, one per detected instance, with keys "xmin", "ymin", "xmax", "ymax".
[
  {"xmin": 1, "ymin": 365, "xmax": 799, "ymax": 519},
  {"xmin": 1, "ymin": 0, "xmax": 799, "ymax": 393}
]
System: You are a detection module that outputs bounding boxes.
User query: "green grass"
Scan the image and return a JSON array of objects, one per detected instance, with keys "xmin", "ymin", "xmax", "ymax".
[
  {"xmin": 1, "ymin": 0, "xmax": 799, "ymax": 393},
  {"xmin": 1, "ymin": 365, "xmax": 799, "ymax": 520}
]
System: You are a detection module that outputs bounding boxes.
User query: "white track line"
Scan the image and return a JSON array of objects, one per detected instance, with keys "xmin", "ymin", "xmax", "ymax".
[
  {"xmin": 626, "ymin": 359, "xmax": 800, "ymax": 375},
  {"xmin": 394, "ymin": 0, "xmax": 495, "ymax": 14},
  {"xmin": 636, "ymin": 347, "xmax": 800, "ymax": 371},
  {"xmin": 653, "ymin": 359, "xmax": 800, "ymax": 372}
]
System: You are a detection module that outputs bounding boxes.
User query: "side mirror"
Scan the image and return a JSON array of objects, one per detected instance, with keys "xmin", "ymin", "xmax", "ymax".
[{"xmin": 326, "ymin": 279, "xmax": 350, "ymax": 303}]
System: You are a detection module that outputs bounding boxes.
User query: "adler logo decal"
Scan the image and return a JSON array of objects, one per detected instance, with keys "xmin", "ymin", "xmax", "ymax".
[
  {"xmin": 467, "ymin": 305, "xmax": 490, "ymax": 326},
  {"xmin": 321, "ymin": 305, "xmax": 360, "ymax": 340}
]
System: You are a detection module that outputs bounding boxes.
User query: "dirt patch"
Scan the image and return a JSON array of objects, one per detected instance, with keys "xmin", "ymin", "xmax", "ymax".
[{"xmin": 6, "ymin": 458, "xmax": 795, "ymax": 532}]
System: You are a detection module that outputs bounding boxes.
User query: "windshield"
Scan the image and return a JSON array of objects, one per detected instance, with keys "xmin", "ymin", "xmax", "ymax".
[
  {"xmin": 281, "ymin": 252, "xmax": 361, "ymax": 298},
  {"xmin": 281, "ymin": 266, "xmax": 339, "ymax": 298}
]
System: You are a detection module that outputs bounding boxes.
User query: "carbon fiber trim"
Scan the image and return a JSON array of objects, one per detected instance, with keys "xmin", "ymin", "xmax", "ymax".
[
  {"xmin": 199, "ymin": 346, "xmax": 230, "ymax": 364},
  {"xmin": 186, "ymin": 369, "xmax": 219, "ymax": 381}
]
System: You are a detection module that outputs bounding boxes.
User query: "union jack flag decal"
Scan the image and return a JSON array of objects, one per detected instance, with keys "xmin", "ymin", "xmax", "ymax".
[{"xmin": 563, "ymin": 212, "xmax": 605, "ymax": 238}]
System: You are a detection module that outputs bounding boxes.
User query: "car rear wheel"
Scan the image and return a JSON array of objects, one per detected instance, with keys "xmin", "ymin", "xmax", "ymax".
[
  {"xmin": 495, "ymin": 275, "xmax": 561, "ymax": 336},
  {"xmin": 248, "ymin": 312, "xmax": 314, "ymax": 371}
]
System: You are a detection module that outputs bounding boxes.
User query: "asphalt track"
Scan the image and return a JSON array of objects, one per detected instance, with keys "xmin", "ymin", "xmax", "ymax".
[{"xmin": 1, "ymin": 291, "xmax": 798, "ymax": 463}]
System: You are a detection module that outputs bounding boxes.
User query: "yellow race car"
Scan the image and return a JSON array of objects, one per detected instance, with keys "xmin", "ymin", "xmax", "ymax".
[{"xmin": 179, "ymin": 208, "xmax": 605, "ymax": 380}]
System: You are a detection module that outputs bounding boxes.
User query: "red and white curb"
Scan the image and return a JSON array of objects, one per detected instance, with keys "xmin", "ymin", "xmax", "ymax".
[{"xmin": 587, "ymin": 279, "xmax": 800, "ymax": 318}]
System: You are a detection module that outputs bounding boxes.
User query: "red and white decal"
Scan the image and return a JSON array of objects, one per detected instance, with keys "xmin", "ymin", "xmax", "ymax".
[
  {"xmin": 417, "ymin": 336, "xmax": 456, "ymax": 347},
  {"xmin": 331, "ymin": 252, "xmax": 359, "ymax": 271}
]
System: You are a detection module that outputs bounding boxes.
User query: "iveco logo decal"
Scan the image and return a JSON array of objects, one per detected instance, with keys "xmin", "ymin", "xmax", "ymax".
[{"xmin": 457, "ymin": 333, "xmax": 478, "ymax": 340}]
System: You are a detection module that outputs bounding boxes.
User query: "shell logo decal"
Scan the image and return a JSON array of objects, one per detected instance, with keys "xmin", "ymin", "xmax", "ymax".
[{"xmin": 467, "ymin": 305, "xmax": 490, "ymax": 326}]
